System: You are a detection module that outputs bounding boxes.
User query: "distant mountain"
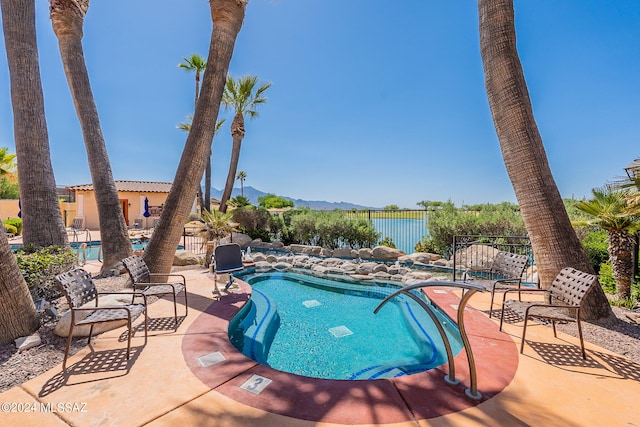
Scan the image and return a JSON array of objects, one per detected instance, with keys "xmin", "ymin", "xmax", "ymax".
[{"xmin": 210, "ymin": 186, "xmax": 374, "ymax": 210}]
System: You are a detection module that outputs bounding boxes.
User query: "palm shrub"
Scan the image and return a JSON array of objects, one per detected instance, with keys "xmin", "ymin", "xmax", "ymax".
[
  {"xmin": 198, "ymin": 209, "xmax": 238, "ymax": 267},
  {"xmin": 15, "ymin": 245, "xmax": 76, "ymax": 301},
  {"xmin": 574, "ymin": 186, "xmax": 640, "ymax": 300}
]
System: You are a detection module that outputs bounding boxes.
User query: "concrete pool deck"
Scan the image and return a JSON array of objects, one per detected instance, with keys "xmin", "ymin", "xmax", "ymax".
[{"xmin": 1, "ymin": 262, "xmax": 638, "ymax": 426}]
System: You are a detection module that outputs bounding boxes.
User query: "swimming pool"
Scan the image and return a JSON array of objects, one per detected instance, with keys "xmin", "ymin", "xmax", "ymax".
[{"xmin": 228, "ymin": 272, "xmax": 463, "ymax": 380}]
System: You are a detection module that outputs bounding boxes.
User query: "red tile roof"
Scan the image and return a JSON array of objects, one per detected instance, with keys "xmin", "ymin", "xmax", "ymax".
[{"xmin": 67, "ymin": 180, "xmax": 172, "ymax": 193}]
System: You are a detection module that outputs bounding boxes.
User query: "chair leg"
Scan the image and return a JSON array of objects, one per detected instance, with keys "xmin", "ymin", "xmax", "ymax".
[
  {"xmin": 172, "ymin": 292, "xmax": 178, "ymax": 328},
  {"xmin": 552, "ymin": 320, "xmax": 557, "ymax": 338},
  {"xmin": 577, "ymin": 319, "xmax": 586, "ymax": 359},
  {"xmin": 489, "ymin": 289, "xmax": 497, "ymax": 318},
  {"xmin": 520, "ymin": 316, "xmax": 529, "ymax": 354},
  {"xmin": 63, "ymin": 325, "xmax": 74, "ymax": 370},
  {"xmin": 183, "ymin": 288, "xmax": 189, "ymax": 316},
  {"xmin": 499, "ymin": 305, "xmax": 506, "ymax": 331},
  {"xmin": 126, "ymin": 314, "xmax": 132, "ymax": 360}
]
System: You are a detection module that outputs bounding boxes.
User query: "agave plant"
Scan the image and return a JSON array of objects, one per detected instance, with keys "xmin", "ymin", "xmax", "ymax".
[{"xmin": 198, "ymin": 209, "xmax": 238, "ymax": 267}]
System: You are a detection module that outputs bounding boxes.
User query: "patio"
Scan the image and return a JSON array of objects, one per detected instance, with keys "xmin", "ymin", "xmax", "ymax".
[{"xmin": 1, "ymin": 263, "xmax": 638, "ymax": 426}]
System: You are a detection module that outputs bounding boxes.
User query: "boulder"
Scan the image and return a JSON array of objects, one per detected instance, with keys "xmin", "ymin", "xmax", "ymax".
[
  {"xmin": 271, "ymin": 241, "xmax": 285, "ymax": 249},
  {"xmin": 454, "ymin": 244, "xmax": 499, "ymax": 270},
  {"xmin": 15, "ymin": 333, "xmax": 41, "ymax": 351},
  {"xmin": 371, "ymin": 246, "xmax": 406, "ymax": 261},
  {"xmin": 221, "ymin": 232, "xmax": 253, "ymax": 248},
  {"xmin": 173, "ymin": 250, "xmax": 200, "ymax": 266},
  {"xmin": 356, "ymin": 262, "xmax": 379, "ymax": 275},
  {"xmin": 55, "ymin": 293, "xmax": 134, "ymax": 337},
  {"xmin": 254, "ymin": 261, "xmax": 273, "ymax": 273},
  {"xmin": 321, "ymin": 257, "xmax": 344, "ymax": 267},
  {"xmin": 273, "ymin": 262, "xmax": 292, "ymax": 271},
  {"xmin": 332, "ymin": 248, "xmax": 358, "ymax": 258},
  {"xmin": 407, "ymin": 252, "xmax": 442, "ymax": 264},
  {"xmin": 358, "ymin": 248, "xmax": 373, "ymax": 259}
]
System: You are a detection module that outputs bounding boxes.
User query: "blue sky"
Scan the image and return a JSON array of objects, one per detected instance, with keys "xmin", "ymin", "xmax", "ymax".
[{"xmin": 0, "ymin": 1, "xmax": 638, "ymax": 209}]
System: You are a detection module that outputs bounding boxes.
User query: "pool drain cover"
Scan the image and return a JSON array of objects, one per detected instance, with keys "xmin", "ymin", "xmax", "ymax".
[{"xmin": 329, "ymin": 325, "xmax": 353, "ymax": 338}]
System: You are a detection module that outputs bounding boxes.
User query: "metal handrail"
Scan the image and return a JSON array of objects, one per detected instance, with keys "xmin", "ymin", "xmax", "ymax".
[{"xmin": 374, "ymin": 281, "xmax": 485, "ymax": 400}]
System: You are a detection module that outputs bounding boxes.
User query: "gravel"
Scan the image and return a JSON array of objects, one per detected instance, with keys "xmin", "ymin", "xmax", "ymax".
[{"xmin": 1, "ymin": 276, "xmax": 639, "ymax": 393}]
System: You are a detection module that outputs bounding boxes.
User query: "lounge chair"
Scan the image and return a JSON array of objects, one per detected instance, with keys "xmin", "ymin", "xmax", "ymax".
[
  {"xmin": 212, "ymin": 243, "xmax": 244, "ymax": 296},
  {"xmin": 121, "ymin": 256, "xmax": 188, "ymax": 329},
  {"xmin": 462, "ymin": 250, "xmax": 531, "ymax": 317},
  {"xmin": 499, "ymin": 267, "xmax": 597, "ymax": 359},
  {"xmin": 55, "ymin": 268, "xmax": 148, "ymax": 370}
]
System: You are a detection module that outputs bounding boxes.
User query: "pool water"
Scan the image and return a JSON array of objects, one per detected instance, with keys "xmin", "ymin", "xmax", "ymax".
[{"xmin": 229, "ymin": 272, "xmax": 462, "ymax": 380}]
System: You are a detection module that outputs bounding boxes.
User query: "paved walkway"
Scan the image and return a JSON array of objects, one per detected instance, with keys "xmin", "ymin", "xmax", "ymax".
[{"xmin": 1, "ymin": 264, "xmax": 638, "ymax": 426}]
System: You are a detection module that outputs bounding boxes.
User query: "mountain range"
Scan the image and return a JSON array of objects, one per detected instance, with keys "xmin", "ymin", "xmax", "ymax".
[{"xmin": 210, "ymin": 186, "xmax": 373, "ymax": 210}]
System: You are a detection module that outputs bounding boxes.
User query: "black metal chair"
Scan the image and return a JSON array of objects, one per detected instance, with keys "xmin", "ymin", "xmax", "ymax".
[
  {"xmin": 462, "ymin": 250, "xmax": 531, "ymax": 317},
  {"xmin": 121, "ymin": 256, "xmax": 187, "ymax": 329},
  {"xmin": 212, "ymin": 243, "xmax": 244, "ymax": 296},
  {"xmin": 55, "ymin": 268, "xmax": 148, "ymax": 370},
  {"xmin": 499, "ymin": 267, "xmax": 597, "ymax": 359}
]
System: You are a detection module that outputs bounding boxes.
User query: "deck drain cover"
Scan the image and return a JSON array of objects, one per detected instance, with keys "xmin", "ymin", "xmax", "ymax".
[
  {"xmin": 329, "ymin": 325, "xmax": 353, "ymax": 338},
  {"xmin": 240, "ymin": 374, "xmax": 272, "ymax": 395},
  {"xmin": 303, "ymin": 299, "xmax": 321, "ymax": 308},
  {"xmin": 198, "ymin": 351, "xmax": 225, "ymax": 368}
]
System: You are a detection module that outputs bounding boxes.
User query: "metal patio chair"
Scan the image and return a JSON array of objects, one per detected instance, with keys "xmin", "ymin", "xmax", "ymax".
[
  {"xmin": 55, "ymin": 268, "xmax": 148, "ymax": 370},
  {"xmin": 212, "ymin": 243, "xmax": 245, "ymax": 296},
  {"xmin": 462, "ymin": 250, "xmax": 531, "ymax": 317},
  {"xmin": 499, "ymin": 267, "xmax": 597, "ymax": 359},
  {"xmin": 121, "ymin": 255, "xmax": 188, "ymax": 329}
]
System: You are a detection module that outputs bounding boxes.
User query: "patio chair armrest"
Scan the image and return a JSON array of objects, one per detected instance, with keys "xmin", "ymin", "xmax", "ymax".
[
  {"xmin": 493, "ymin": 279, "xmax": 522, "ymax": 288},
  {"xmin": 98, "ymin": 291, "xmax": 148, "ymax": 305},
  {"xmin": 501, "ymin": 287, "xmax": 549, "ymax": 303},
  {"xmin": 148, "ymin": 273, "xmax": 186, "ymax": 284},
  {"xmin": 133, "ymin": 282, "xmax": 183, "ymax": 292}
]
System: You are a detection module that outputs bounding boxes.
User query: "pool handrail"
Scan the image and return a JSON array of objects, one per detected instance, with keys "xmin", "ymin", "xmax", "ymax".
[{"xmin": 374, "ymin": 280, "xmax": 485, "ymax": 400}]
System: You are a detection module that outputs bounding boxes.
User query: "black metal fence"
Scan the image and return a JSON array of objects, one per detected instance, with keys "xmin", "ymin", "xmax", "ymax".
[
  {"xmin": 451, "ymin": 235, "xmax": 536, "ymax": 284},
  {"xmin": 182, "ymin": 226, "xmax": 205, "ymax": 254},
  {"xmin": 342, "ymin": 210, "xmax": 428, "ymax": 254}
]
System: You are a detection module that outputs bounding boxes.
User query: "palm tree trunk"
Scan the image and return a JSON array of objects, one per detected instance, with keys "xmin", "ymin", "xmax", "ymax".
[
  {"xmin": 0, "ymin": 223, "xmax": 39, "ymax": 344},
  {"xmin": 219, "ymin": 112, "xmax": 245, "ymax": 213},
  {"xmin": 1, "ymin": 0, "xmax": 68, "ymax": 247},
  {"xmin": 479, "ymin": 0, "xmax": 612, "ymax": 320},
  {"xmin": 144, "ymin": 0, "xmax": 247, "ymax": 274},
  {"xmin": 50, "ymin": 0, "xmax": 132, "ymax": 275},
  {"xmin": 607, "ymin": 231, "xmax": 634, "ymax": 299},
  {"xmin": 205, "ymin": 155, "xmax": 212, "ymax": 211}
]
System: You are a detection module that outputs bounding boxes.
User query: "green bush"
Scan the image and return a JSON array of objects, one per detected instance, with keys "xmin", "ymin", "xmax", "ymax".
[
  {"xmin": 598, "ymin": 261, "xmax": 616, "ymax": 293},
  {"xmin": 231, "ymin": 206, "xmax": 282, "ymax": 242},
  {"xmin": 15, "ymin": 245, "xmax": 76, "ymax": 301},
  {"xmin": 0, "ymin": 176, "xmax": 19, "ymax": 199},
  {"xmin": 379, "ymin": 236, "xmax": 396, "ymax": 248},
  {"xmin": 426, "ymin": 202, "xmax": 527, "ymax": 256},
  {"xmin": 580, "ymin": 230, "xmax": 609, "ymax": 273},
  {"xmin": 3, "ymin": 223, "xmax": 17, "ymax": 235},
  {"xmin": 3, "ymin": 217, "xmax": 22, "ymax": 235}
]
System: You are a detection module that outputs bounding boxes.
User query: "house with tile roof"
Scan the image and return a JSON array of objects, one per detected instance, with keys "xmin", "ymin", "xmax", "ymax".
[{"xmin": 64, "ymin": 180, "xmax": 195, "ymax": 229}]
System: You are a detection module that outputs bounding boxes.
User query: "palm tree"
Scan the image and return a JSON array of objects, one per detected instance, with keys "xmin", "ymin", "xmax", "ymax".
[
  {"xmin": 178, "ymin": 117, "xmax": 225, "ymax": 211},
  {"xmin": 198, "ymin": 209, "xmax": 238, "ymax": 267},
  {"xmin": 1, "ymin": 0, "xmax": 68, "ymax": 247},
  {"xmin": 179, "ymin": 54, "xmax": 207, "ymax": 110},
  {"xmin": 0, "ymin": 0, "xmax": 46, "ymax": 342},
  {"xmin": 50, "ymin": 0, "xmax": 132, "ymax": 274},
  {"xmin": 236, "ymin": 171, "xmax": 247, "ymax": 196},
  {"xmin": 143, "ymin": 0, "xmax": 248, "ymax": 275},
  {"xmin": 479, "ymin": 0, "xmax": 612, "ymax": 320},
  {"xmin": 575, "ymin": 186, "xmax": 640, "ymax": 300},
  {"xmin": 218, "ymin": 74, "xmax": 271, "ymax": 213}
]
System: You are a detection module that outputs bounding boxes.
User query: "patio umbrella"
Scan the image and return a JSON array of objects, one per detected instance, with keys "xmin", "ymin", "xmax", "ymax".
[{"xmin": 143, "ymin": 197, "xmax": 151, "ymax": 217}]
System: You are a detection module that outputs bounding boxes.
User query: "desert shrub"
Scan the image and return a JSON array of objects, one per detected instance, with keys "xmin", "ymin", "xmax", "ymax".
[
  {"xmin": 415, "ymin": 236, "xmax": 440, "ymax": 254},
  {"xmin": 580, "ymin": 230, "xmax": 609, "ymax": 273},
  {"xmin": 379, "ymin": 236, "xmax": 396, "ymax": 248},
  {"xmin": 15, "ymin": 245, "xmax": 76, "ymax": 301},
  {"xmin": 3, "ymin": 217, "xmax": 22, "ymax": 235},
  {"xmin": 427, "ymin": 202, "xmax": 526, "ymax": 256},
  {"xmin": 3, "ymin": 222, "xmax": 17, "ymax": 235},
  {"xmin": 283, "ymin": 209, "xmax": 379, "ymax": 249},
  {"xmin": 0, "ymin": 176, "xmax": 19, "ymax": 199},
  {"xmin": 231, "ymin": 206, "xmax": 282, "ymax": 242}
]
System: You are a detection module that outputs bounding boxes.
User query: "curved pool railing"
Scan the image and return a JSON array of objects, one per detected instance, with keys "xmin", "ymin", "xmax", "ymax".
[{"xmin": 374, "ymin": 281, "xmax": 485, "ymax": 400}]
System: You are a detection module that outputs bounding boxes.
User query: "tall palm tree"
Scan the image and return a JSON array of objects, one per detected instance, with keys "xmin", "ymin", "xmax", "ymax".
[
  {"xmin": 575, "ymin": 186, "xmax": 640, "ymax": 300},
  {"xmin": 0, "ymin": 0, "xmax": 47, "ymax": 343},
  {"xmin": 178, "ymin": 117, "xmax": 225, "ymax": 211},
  {"xmin": 1, "ymin": 0, "xmax": 68, "ymax": 247},
  {"xmin": 179, "ymin": 54, "xmax": 207, "ymax": 110},
  {"xmin": 50, "ymin": 0, "xmax": 132, "ymax": 274},
  {"xmin": 479, "ymin": 0, "xmax": 611, "ymax": 320},
  {"xmin": 219, "ymin": 74, "xmax": 271, "ymax": 212},
  {"xmin": 144, "ymin": 0, "xmax": 248, "ymax": 275},
  {"xmin": 236, "ymin": 170, "xmax": 247, "ymax": 196}
]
